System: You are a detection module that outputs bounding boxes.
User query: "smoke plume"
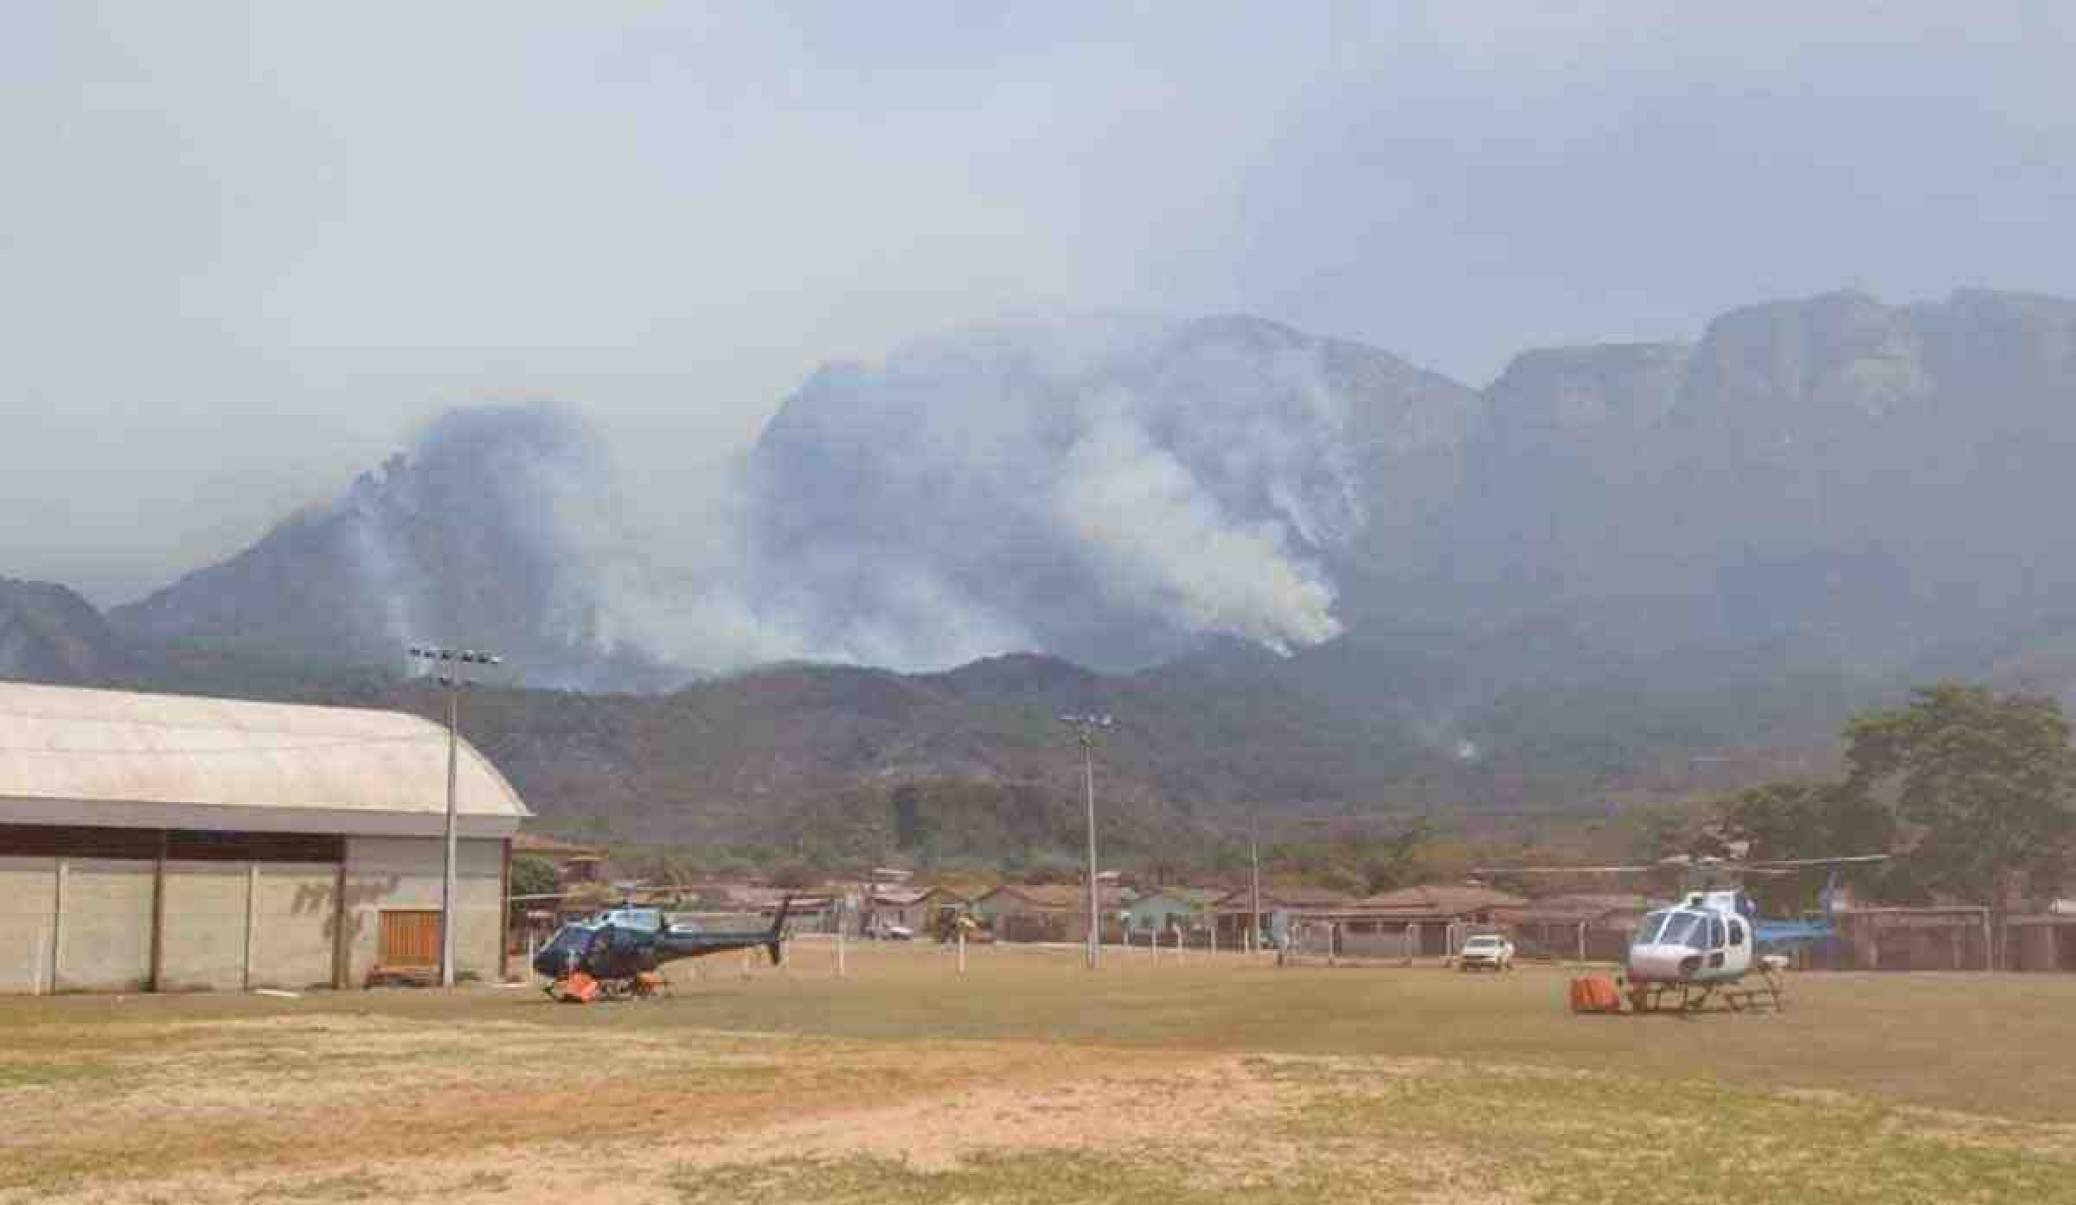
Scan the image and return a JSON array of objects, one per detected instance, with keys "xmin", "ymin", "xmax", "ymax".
[
  {"xmin": 154, "ymin": 315, "xmax": 1379, "ymax": 687},
  {"xmin": 735, "ymin": 314, "xmax": 1365, "ymax": 671}
]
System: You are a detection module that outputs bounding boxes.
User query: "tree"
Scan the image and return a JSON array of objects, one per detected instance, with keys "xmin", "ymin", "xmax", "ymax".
[
  {"xmin": 1354, "ymin": 820, "xmax": 1433, "ymax": 896},
  {"xmin": 888, "ymin": 782, "xmax": 931, "ymax": 850},
  {"xmin": 509, "ymin": 854, "xmax": 560, "ymax": 900},
  {"xmin": 1624, "ymin": 803, "xmax": 1708, "ymax": 862},
  {"xmin": 1714, "ymin": 780, "xmax": 1897, "ymax": 911},
  {"xmin": 766, "ymin": 860, "xmax": 821, "ymax": 890},
  {"xmin": 1012, "ymin": 851, "xmax": 1084, "ymax": 885},
  {"xmin": 1715, "ymin": 780, "xmax": 1895, "ymax": 862},
  {"xmin": 1844, "ymin": 684, "xmax": 2076, "ymax": 907}
]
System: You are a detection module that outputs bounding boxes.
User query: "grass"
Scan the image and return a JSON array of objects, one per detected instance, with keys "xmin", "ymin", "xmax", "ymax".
[
  {"xmin": 671, "ymin": 1153, "xmax": 1319, "ymax": 1205},
  {"xmin": 6, "ymin": 943, "xmax": 2069, "ymax": 1116},
  {"xmin": 0, "ymin": 944, "xmax": 2072, "ymax": 1202},
  {"xmin": 1287, "ymin": 1061, "xmax": 2072, "ymax": 1205}
]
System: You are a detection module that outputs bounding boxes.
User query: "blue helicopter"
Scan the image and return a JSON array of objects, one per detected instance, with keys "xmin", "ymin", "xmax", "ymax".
[{"xmin": 533, "ymin": 895, "xmax": 793, "ymax": 1001}]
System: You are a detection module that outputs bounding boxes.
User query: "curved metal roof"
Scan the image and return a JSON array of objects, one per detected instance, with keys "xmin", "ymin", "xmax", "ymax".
[{"xmin": 0, "ymin": 681, "xmax": 528, "ymax": 836}]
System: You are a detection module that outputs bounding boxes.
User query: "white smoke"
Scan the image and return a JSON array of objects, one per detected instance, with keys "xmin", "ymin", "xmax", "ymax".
[
  {"xmin": 335, "ymin": 315, "xmax": 1375, "ymax": 684},
  {"xmin": 339, "ymin": 461, "xmax": 425, "ymax": 653},
  {"xmin": 1054, "ymin": 404, "xmax": 1341, "ymax": 652},
  {"xmin": 735, "ymin": 313, "xmax": 1370, "ymax": 671}
]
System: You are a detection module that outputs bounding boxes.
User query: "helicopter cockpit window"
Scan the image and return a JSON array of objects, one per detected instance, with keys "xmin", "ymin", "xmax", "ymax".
[
  {"xmin": 1658, "ymin": 912, "xmax": 1706, "ymax": 948},
  {"xmin": 1728, "ymin": 920, "xmax": 1746, "ymax": 947},
  {"xmin": 1633, "ymin": 911, "xmax": 1670, "ymax": 945},
  {"xmin": 541, "ymin": 925, "xmax": 592, "ymax": 959},
  {"xmin": 1707, "ymin": 916, "xmax": 1725, "ymax": 949}
]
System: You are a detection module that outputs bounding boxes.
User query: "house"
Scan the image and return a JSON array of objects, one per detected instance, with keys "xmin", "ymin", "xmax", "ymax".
[
  {"xmin": 1356, "ymin": 883, "xmax": 1526, "ymax": 916},
  {"xmin": 1297, "ymin": 884, "xmax": 1529, "ymax": 958},
  {"xmin": 511, "ymin": 833, "xmax": 605, "ymax": 885},
  {"xmin": 1489, "ymin": 893, "xmax": 1651, "ymax": 962},
  {"xmin": 973, "ymin": 883, "xmax": 1130, "ymax": 943},
  {"xmin": 860, "ymin": 886, "xmax": 941, "ymax": 936},
  {"xmin": 1122, "ymin": 887, "xmax": 1224, "ymax": 936},
  {"xmin": 674, "ymin": 883, "xmax": 842, "ymax": 934},
  {"xmin": 1210, "ymin": 885, "xmax": 1354, "ymax": 948}
]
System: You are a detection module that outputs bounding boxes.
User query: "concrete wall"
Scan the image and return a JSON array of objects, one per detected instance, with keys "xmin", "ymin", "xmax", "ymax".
[
  {"xmin": 253, "ymin": 863, "xmax": 340, "ymax": 989},
  {"xmin": 155, "ymin": 862, "xmax": 345, "ymax": 991},
  {"xmin": 0, "ymin": 837, "xmax": 508, "ymax": 995},
  {"xmin": 160, "ymin": 862, "xmax": 251, "ymax": 991},
  {"xmin": 56, "ymin": 859, "xmax": 154, "ymax": 991},
  {"xmin": 0, "ymin": 857, "xmax": 57, "ymax": 994},
  {"xmin": 342, "ymin": 837, "xmax": 504, "ymax": 984}
]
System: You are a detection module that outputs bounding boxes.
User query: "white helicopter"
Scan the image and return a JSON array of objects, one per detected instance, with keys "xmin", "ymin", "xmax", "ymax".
[{"xmin": 1473, "ymin": 853, "xmax": 1889, "ymax": 1013}]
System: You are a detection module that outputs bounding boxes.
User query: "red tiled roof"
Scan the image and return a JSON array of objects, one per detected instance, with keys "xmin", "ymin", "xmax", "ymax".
[
  {"xmin": 982, "ymin": 883, "xmax": 1127, "ymax": 910},
  {"xmin": 1211, "ymin": 885, "xmax": 1354, "ymax": 911},
  {"xmin": 869, "ymin": 887, "xmax": 938, "ymax": 906},
  {"xmin": 513, "ymin": 833, "xmax": 605, "ymax": 858},
  {"xmin": 1132, "ymin": 886, "xmax": 1226, "ymax": 907},
  {"xmin": 1491, "ymin": 893, "xmax": 1651, "ymax": 923},
  {"xmin": 1355, "ymin": 884, "xmax": 1528, "ymax": 915}
]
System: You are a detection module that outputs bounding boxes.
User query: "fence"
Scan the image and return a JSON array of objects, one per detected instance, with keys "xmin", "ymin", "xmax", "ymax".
[{"xmin": 1281, "ymin": 920, "xmax": 1461, "ymax": 965}]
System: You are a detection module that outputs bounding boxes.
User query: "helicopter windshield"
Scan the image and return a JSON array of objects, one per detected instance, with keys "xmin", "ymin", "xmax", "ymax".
[
  {"xmin": 1634, "ymin": 910, "xmax": 1670, "ymax": 945},
  {"xmin": 540, "ymin": 924, "xmax": 593, "ymax": 959},
  {"xmin": 1656, "ymin": 911, "xmax": 1708, "ymax": 949}
]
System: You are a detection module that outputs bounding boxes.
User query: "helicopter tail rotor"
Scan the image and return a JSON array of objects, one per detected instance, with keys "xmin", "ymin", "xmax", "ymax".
[{"xmin": 765, "ymin": 893, "xmax": 794, "ymax": 966}]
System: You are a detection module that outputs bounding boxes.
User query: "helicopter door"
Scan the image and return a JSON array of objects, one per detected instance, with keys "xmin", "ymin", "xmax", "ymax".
[
  {"xmin": 1725, "ymin": 917, "xmax": 1748, "ymax": 971},
  {"xmin": 1706, "ymin": 916, "xmax": 1727, "ymax": 969}
]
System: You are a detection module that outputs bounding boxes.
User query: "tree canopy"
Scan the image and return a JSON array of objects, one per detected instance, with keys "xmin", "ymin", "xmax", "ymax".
[
  {"xmin": 1844, "ymin": 683, "xmax": 2076, "ymax": 906},
  {"xmin": 509, "ymin": 854, "xmax": 561, "ymax": 900},
  {"xmin": 1714, "ymin": 683, "xmax": 2076, "ymax": 908}
]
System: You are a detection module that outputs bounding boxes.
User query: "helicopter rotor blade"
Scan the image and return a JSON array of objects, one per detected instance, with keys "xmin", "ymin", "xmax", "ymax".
[
  {"xmin": 1468, "ymin": 864, "xmax": 1664, "ymax": 876},
  {"xmin": 1471, "ymin": 852, "xmax": 1888, "ymax": 878}
]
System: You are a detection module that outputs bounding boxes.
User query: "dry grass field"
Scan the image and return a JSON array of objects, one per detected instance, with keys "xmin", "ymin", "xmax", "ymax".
[{"xmin": 2, "ymin": 941, "xmax": 2074, "ymax": 1203}]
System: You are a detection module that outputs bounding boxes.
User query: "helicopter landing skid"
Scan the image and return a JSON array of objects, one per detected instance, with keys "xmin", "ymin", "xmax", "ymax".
[
  {"xmin": 1626, "ymin": 971, "xmax": 1784, "ymax": 1015},
  {"xmin": 544, "ymin": 970, "xmax": 671, "ymax": 1004}
]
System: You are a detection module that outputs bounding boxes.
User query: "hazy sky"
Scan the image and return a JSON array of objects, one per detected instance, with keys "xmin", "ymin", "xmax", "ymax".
[{"xmin": 8, "ymin": 2, "xmax": 2076, "ymax": 603}]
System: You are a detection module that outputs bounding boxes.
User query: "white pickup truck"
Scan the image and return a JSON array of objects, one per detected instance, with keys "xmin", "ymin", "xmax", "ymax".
[{"xmin": 1456, "ymin": 933, "xmax": 1516, "ymax": 971}]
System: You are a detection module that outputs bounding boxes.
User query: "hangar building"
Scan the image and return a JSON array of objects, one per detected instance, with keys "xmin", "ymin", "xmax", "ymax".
[{"xmin": 0, "ymin": 681, "xmax": 528, "ymax": 993}]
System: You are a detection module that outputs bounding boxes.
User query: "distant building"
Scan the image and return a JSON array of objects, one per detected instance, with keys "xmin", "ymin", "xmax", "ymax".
[
  {"xmin": 0, "ymin": 681, "xmax": 527, "ymax": 993},
  {"xmin": 1303, "ymin": 884, "xmax": 1528, "ymax": 958},
  {"xmin": 860, "ymin": 886, "xmax": 941, "ymax": 935},
  {"xmin": 1122, "ymin": 887, "xmax": 1224, "ymax": 935},
  {"xmin": 511, "ymin": 833, "xmax": 605, "ymax": 885},
  {"xmin": 1210, "ymin": 885, "xmax": 1354, "ymax": 948},
  {"xmin": 1490, "ymin": 893, "xmax": 1650, "ymax": 962},
  {"xmin": 974, "ymin": 883, "xmax": 1130, "ymax": 943}
]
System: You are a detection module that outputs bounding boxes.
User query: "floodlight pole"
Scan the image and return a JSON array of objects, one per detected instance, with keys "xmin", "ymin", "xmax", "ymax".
[
  {"xmin": 1059, "ymin": 713, "xmax": 1112, "ymax": 971},
  {"xmin": 410, "ymin": 646, "xmax": 501, "ymax": 988}
]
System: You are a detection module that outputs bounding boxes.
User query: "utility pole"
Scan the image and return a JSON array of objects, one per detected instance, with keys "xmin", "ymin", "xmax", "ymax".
[
  {"xmin": 1249, "ymin": 809, "xmax": 1263, "ymax": 955},
  {"xmin": 1058, "ymin": 713, "xmax": 1113, "ymax": 970},
  {"xmin": 409, "ymin": 645, "xmax": 501, "ymax": 988}
]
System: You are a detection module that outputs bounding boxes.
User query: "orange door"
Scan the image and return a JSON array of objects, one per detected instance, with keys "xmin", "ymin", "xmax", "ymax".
[{"xmin": 379, "ymin": 910, "xmax": 442, "ymax": 968}]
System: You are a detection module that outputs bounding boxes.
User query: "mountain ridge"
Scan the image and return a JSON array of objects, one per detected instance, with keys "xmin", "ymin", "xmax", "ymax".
[{"xmin": 27, "ymin": 284, "xmax": 2076, "ymax": 852}]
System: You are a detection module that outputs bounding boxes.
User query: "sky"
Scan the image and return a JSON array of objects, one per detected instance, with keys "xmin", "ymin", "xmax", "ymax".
[{"xmin": 6, "ymin": 1, "xmax": 2076, "ymax": 604}]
